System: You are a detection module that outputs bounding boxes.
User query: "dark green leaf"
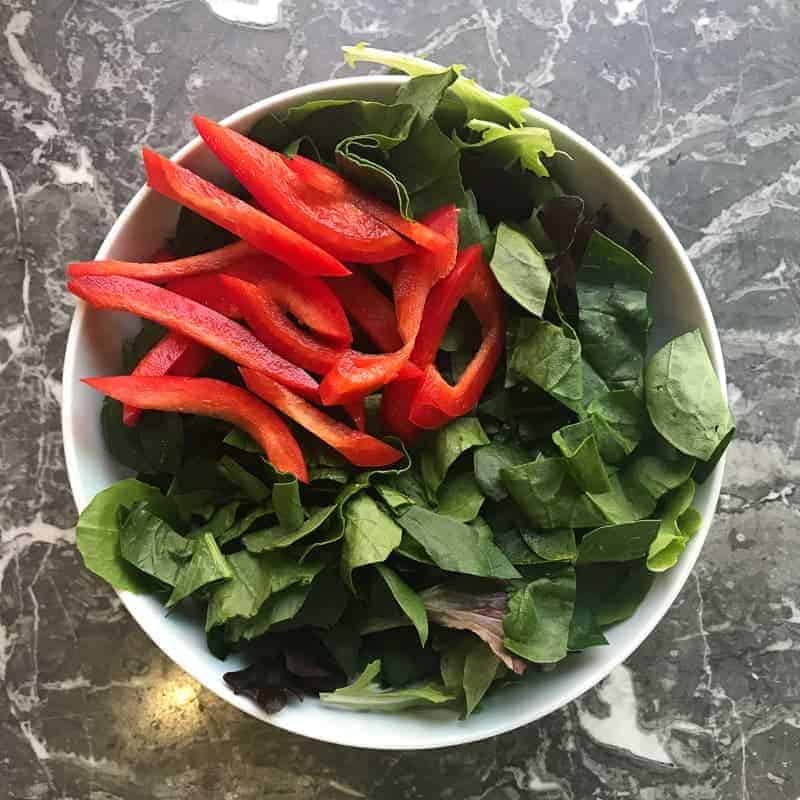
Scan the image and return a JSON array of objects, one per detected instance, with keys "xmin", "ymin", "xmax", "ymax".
[
  {"xmin": 171, "ymin": 206, "xmax": 236, "ymax": 258},
  {"xmin": 243, "ymin": 505, "xmax": 337, "ymax": 552},
  {"xmin": 587, "ymin": 389, "xmax": 649, "ymax": 463},
  {"xmin": 436, "ymin": 471, "xmax": 485, "ymax": 522},
  {"xmin": 76, "ymin": 479, "xmax": 163, "ymax": 593},
  {"xmin": 375, "ymin": 564, "xmax": 429, "ymax": 647},
  {"xmin": 166, "ymin": 533, "xmax": 232, "ymax": 607},
  {"xmin": 645, "ymin": 329, "xmax": 735, "ymax": 461},
  {"xmin": 577, "ymin": 520, "xmax": 661, "ymax": 564},
  {"xmin": 440, "ymin": 636, "xmax": 500, "ymax": 718},
  {"xmin": 457, "ymin": 120, "xmax": 556, "ymax": 177},
  {"xmin": 503, "ymin": 568, "xmax": 576, "ymax": 663},
  {"xmin": 489, "ymin": 223, "xmax": 551, "ymax": 317},
  {"xmin": 647, "ymin": 479, "xmax": 702, "ymax": 572},
  {"xmin": 568, "ymin": 603, "xmax": 608, "ymax": 651},
  {"xmin": 552, "ymin": 420, "xmax": 611, "ymax": 494},
  {"xmin": 397, "ymin": 506, "xmax": 520, "ymax": 579},
  {"xmin": 421, "ymin": 417, "xmax": 489, "ymax": 495},
  {"xmin": 474, "ymin": 442, "xmax": 530, "ymax": 501},
  {"xmin": 271, "ymin": 477, "xmax": 304, "ymax": 531},
  {"xmin": 217, "ymin": 455, "xmax": 270, "ymax": 502}
]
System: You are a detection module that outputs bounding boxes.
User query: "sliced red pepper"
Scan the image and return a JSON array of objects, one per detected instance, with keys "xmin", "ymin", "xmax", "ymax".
[
  {"xmin": 370, "ymin": 260, "xmax": 400, "ymax": 285},
  {"xmin": 283, "ymin": 154, "xmax": 449, "ymax": 254},
  {"xmin": 68, "ymin": 275, "xmax": 318, "ymax": 398},
  {"xmin": 327, "ymin": 267, "xmax": 402, "ymax": 353},
  {"xmin": 409, "ymin": 255, "xmax": 505, "ymax": 428},
  {"xmin": 380, "ymin": 245, "xmax": 484, "ymax": 442},
  {"xmin": 193, "ymin": 116, "xmax": 414, "ymax": 264},
  {"xmin": 85, "ymin": 376, "xmax": 307, "ymax": 481},
  {"xmin": 221, "ymin": 276, "xmax": 417, "ymax": 385},
  {"xmin": 344, "ymin": 401, "xmax": 367, "ymax": 432},
  {"xmin": 240, "ymin": 369, "xmax": 402, "ymax": 468},
  {"xmin": 67, "ymin": 240, "xmax": 256, "ymax": 282},
  {"xmin": 122, "ymin": 332, "xmax": 210, "ymax": 426},
  {"xmin": 142, "ymin": 148, "xmax": 349, "ymax": 278},
  {"xmin": 393, "ymin": 205, "xmax": 458, "ymax": 343}
]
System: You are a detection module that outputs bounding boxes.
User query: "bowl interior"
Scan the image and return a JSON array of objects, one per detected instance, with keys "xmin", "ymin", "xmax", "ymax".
[{"xmin": 62, "ymin": 76, "xmax": 726, "ymax": 750}]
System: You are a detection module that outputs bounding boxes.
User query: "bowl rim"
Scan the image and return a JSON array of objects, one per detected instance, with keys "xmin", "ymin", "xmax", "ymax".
[{"xmin": 62, "ymin": 75, "xmax": 727, "ymax": 749}]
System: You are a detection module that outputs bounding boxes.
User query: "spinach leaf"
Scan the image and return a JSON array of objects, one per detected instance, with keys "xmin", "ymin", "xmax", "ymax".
[
  {"xmin": 320, "ymin": 660, "xmax": 455, "ymax": 711},
  {"xmin": 576, "ymin": 231, "xmax": 652, "ymax": 392},
  {"xmin": 205, "ymin": 551, "xmax": 273, "ymax": 630},
  {"xmin": 489, "ymin": 223, "xmax": 550, "ymax": 317},
  {"xmin": 568, "ymin": 602, "xmax": 608, "ymax": 651},
  {"xmin": 458, "ymin": 189, "xmax": 493, "ymax": 253},
  {"xmin": 101, "ymin": 398, "xmax": 184, "ymax": 475},
  {"xmin": 647, "ymin": 480, "xmax": 702, "ymax": 572},
  {"xmin": 552, "ymin": 420, "xmax": 611, "ymax": 494},
  {"xmin": 170, "ymin": 206, "xmax": 236, "ymax": 258},
  {"xmin": 474, "ymin": 442, "xmax": 530, "ymax": 501},
  {"xmin": 436, "ymin": 471, "xmax": 485, "ymax": 522},
  {"xmin": 645, "ymin": 329, "xmax": 735, "ymax": 461},
  {"xmin": 243, "ymin": 505, "xmax": 337, "ymax": 552},
  {"xmin": 440, "ymin": 636, "xmax": 501, "ymax": 718},
  {"xmin": 579, "ymin": 562, "xmax": 655, "ymax": 627},
  {"xmin": 503, "ymin": 568, "xmax": 576, "ymax": 663},
  {"xmin": 397, "ymin": 506, "xmax": 520, "ymax": 579},
  {"xmin": 522, "ymin": 528, "xmax": 577, "ymax": 562},
  {"xmin": 577, "ymin": 520, "xmax": 661, "ymax": 564},
  {"xmin": 122, "ymin": 321, "xmax": 167, "ymax": 373},
  {"xmin": 76, "ymin": 479, "xmax": 163, "ymax": 592},
  {"xmin": 341, "ymin": 494, "xmax": 402, "ymax": 591},
  {"xmin": 509, "ymin": 319, "xmax": 583, "ymax": 408},
  {"xmin": 166, "ymin": 533, "xmax": 232, "ymax": 608},
  {"xmin": 375, "ymin": 564, "xmax": 429, "ymax": 647},
  {"xmin": 228, "ymin": 586, "xmax": 312, "ymax": 641},
  {"xmin": 420, "ymin": 417, "xmax": 489, "ymax": 495},
  {"xmin": 217, "ymin": 455, "xmax": 270, "ymax": 502},
  {"xmin": 586, "ymin": 389, "xmax": 648, "ymax": 463},
  {"xmin": 272, "ymin": 477, "xmax": 304, "ymax": 531},
  {"xmin": 118, "ymin": 502, "xmax": 194, "ymax": 586}
]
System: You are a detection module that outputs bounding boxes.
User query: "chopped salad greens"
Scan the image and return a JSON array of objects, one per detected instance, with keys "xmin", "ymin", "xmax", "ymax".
[{"xmin": 68, "ymin": 46, "xmax": 733, "ymax": 719}]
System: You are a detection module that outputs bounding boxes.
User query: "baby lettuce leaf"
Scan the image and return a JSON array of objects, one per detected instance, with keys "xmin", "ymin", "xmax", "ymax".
[
  {"xmin": 76, "ymin": 479, "xmax": 163, "ymax": 593},
  {"xmin": 576, "ymin": 520, "xmax": 661, "ymax": 564},
  {"xmin": 577, "ymin": 231, "xmax": 652, "ymax": 391},
  {"xmin": 118, "ymin": 502, "xmax": 194, "ymax": 586},
  {"xmin": 586, "ymin": 389, "xmax": 649, "ymax": 463},
  {"xmin": 320, "ymin": 660, "xmax": 455, "ymax": 711},
  {"xmin": 489, "ymin": 223, "xmax": 551, "ymax": 317},
  {"xmin": 645, "ymin": 329, "xmax": 735, "ymax": 461},
  {"xmin": 397, "ymin": 506, "xmax": 520, "ymax": 579},
  {"xmin": 394, "ymin": 68, "xmax": 460, "ymax": 123},
  {"xmin": 421, "ymin": 417, "xmax": 489, "ymax": 496},
  {"xmin": 436, "ymin": 471, "xmax": 485, "ymax": 522},
  {"xmin": 552, "ymin": 420, "xmax": 611, "ymax": 494},
  {"xmin": 341, "ymin": 494, "xmax": 402, "ymax": 591},
  {"xmin": 474, "ymin": 442, "xmax": 530, "ymax": 502},
  {"xmin": 647, "ymin": 479, "xmax": 702, "ymax": 572},
  {"xmin": 440, "ymin": 636, "xmax": 501, "ymax": 718},
  {"xmin": 342, "ymin": 44, "xmax": 529, "ymax": 126},
  {"xmin": 166, "ymin": 533, "xmax": 232, "ymax": 608},
  {"xmin": 375, "ymin": 564, "xmax": 429, "ymax": 647},
  {"xmin": 503, "ymin": 568, "xmax": 576, "ymax": 663},
  {"xmin": 509, "ymin": 318, "xmax": 583, "ymax": 408},
  {"xmin": 243, "ymin": 505, "xmax": 337, "ymax": 553},
  {"xmin": 456, "ymin": 120, "xmax": 556, "ymax": 177}
]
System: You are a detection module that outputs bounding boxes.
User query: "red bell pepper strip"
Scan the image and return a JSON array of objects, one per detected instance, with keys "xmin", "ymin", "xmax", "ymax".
[
  {"xmin": 193, "ymin": 116, "xmax": 414, "ymax": 264},
  {"xmin": 370, "ymin": 260, "xmax": 400, "ymax": 285},
  {"xmin": 122, "ymin": 333, "xmax": 210, "ymax": 426},
  {"xmin": 344, "ymin": 401, "xmax": 367, "ymax": 432},
  {"xmin": 282, "ymin": 153, "xmax": 449, "ymax": 254},
  {"xmin": 409, "ymin": 255, "xmax": 505, "ymax": 428},
  {"xmin": 85, "ymin": 376, "xmax": 308, "ymax": 481},
  {"xmin": 68, "ymin": 275, "xmax": 318, "ymax": 398},
  {"xmin": 240, "ymin": 369, "xmax": 402, "ymax": 468},
  {"xmin": 142, "ymin": 148, "xmax": 349, "ymax": 278},
  {"xmin": 379, "ymin": 245, "xmax": 484, "ymax": 442},
  {"xmin": 67, "ymin": 240, "xmax": 256, "ymax": 282},
  {"xmin": 393, "ymin": 205, "xmax": 458, "ymax": 343},
  {"xmin": 221, "ymin": 276, "xmax": 418, "ymax": 384},
  {"xmin": 326, "ymin": 267, "xmax": 402, "ymax": 353}
]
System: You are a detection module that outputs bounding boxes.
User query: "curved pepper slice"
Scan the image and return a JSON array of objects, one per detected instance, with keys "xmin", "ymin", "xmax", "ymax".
[
  {"xmin": 142, "ymin": 148, "xmax": 349, "ymax": 277},
  {"xmin": 240, "ymin": 369, "xmax": 402, "ymax": 468},
  {"xmin": 85, "ymin": 376, "xmax": 308, "ymax": 481},
  {"xmin": 68, "ymin": 275, "xmax": 318, "ymax": 398},
  {"xmin": 380, "ymin": 245, "xmax": 484, "ymax": 442},
  {"xmin": 327, "ymin": 267, "xmax": 402, "ymax": 353},
  {"xmin": 123, "ymin": 333, "xmax": 210, "ymax": 426},
  {"xmin": 393, "ymin": 205, "xmax": 458, "ymax": 343},
  {"xmin": 283, "ymin": 154, "xmax": 449, "ymax": 254},
  {"xmin": 344, "ymin": 400, "xmax": 367, "ymax": 432},
  {"xmin": 193, "ymin": 116, "xmax": 414, "ymax": 264},
  {"xmin": 409, "ymin": 254, "xmax": 505, "ymax": 428},
  {"xmin": 222, "ymin": 276, "xmax": 417, "ymax": 383},
  {"xmin": 67, "ymin": 240, "xmax": 256, "ymax": 282},
  {"xmin": 370, "ymin": 260, "xmax": 400, "ymax": 285}
]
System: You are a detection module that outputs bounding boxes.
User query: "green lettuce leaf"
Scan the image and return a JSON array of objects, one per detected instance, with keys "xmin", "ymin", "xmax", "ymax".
[{"xmin": 457, "ymin": 119, "xmax": 556, "ymax": 177}]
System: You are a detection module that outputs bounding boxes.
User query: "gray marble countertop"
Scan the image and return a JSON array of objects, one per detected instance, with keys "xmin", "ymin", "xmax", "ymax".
[{"xmin": 2, "ymin": 0, "xmax": 799, "ymax": 797}]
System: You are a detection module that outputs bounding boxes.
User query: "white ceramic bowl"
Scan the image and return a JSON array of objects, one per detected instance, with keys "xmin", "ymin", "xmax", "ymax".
[{"xmin": 62, "ymin": 76, "xmax": 727, "ymax": 750}]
